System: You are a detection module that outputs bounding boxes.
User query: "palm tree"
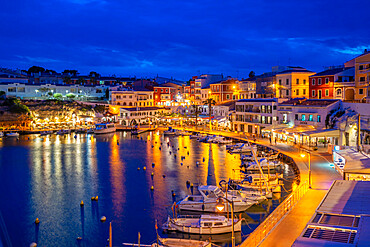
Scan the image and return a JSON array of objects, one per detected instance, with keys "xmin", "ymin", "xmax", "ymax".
[
  {"xmin": 191, "ymin": 104, "xmax": 202, "ymax": 129},
  {"xmin": 203, "ymin": 98, "xmax": 216, "ymax": 131}
]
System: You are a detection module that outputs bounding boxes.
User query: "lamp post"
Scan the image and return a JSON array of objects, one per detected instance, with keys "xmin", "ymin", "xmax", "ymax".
[
  {"xmin": 216, "ymin": 197, "xmax": 235, "ymax": 247},
  {"xmin": 300, "ymin": 150, "xmax": 312, "ymax": 189}
]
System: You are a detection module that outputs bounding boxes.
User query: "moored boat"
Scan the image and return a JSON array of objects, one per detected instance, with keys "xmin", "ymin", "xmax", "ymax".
[
  {"xmin": 163, "ymin": 215, "xmax": 242, "ymax": 235},
  {"xmin": 6, "ymin": 132, "xmax": 19, "ymax": 137},
  {"xmin": 94, "ymin": 123, "xmax": 116, "ymax": 134}
]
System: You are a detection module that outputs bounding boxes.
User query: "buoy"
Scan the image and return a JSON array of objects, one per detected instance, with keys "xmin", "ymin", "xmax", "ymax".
[
  {"xmin": 159, "ymin": 147, "xmax": 161, "ymax": 150},
  {"xmin": 74, "ymin": 135, "xmax": 77, "ymax": 138},
  {"xmin": 203, "ymin": 157, "xmax": 205, "ymax": 162},
  {"xmin": 169, "ymin": 151, "xmax": 171, "ymax": 155},
  {"xmin": 152, "ymin": 163, "xmax": 155, "ymax": 167},
  {"xmin": 80, "ymin": 200, "xmax": 84, "ymax": 207},
  {"xmin": 151, "ymin": 172, "xmax": 154, "ymax": 176},
  {"xmin": 100, "ymin": 216, "xmax": 106, "ymax": 222},
  {"xmin": 187, "ymin": 151, "xmax": 189, "ymax": 155},
  {"xmin": 178, "ymin": 148, "xmax": 180, "ymax": 150},
  {"xmin": 162, "ymin": 175, "xmax": 166, "ymax": 178},
  {"xmin": 35, "ymin": 218, "xmax": 40, "ymax": 224},
  {"xmin": 172, "ymin": 190, "xmax": 176, "ymax": 196},
  {"xmin": 187, "ymin": 166, "xmax": 189, "ymax": 169},
  {"xmin": 186, "ymin": 181, "xmax": 190, "ymax": 185},
  {"xmin": 137, "ymin": 167, "xmax": 140, "ymax": 170},
  {"xmin": 91, "ymin": 197, "xmax": 95, "ymax": 200},
  {"xmin": 190, "ymin": 183, "xmax": 194, "ymax": 187},
  {"xmin": 184, "ymin": 146, "xmax": 187, "ymax": 149},
  {"xmin": 180, "ymin": 163, "xmax": 183, "ymax": 166},
  {"xmin": 30, "ymin": 242, "xmax": 37, "ymax": 247},
  {"xmin": 117, "ymin": 140, "xmax": 119, "ymax": 145},
  {"xmin": 152, "ymin": 145, "xmax": 154, "ymax": 148},
  {"xmin": 143, "ymin": 166, "xmax": 146, "ymax": 170},
  {"xmin": 95, "ymin": 196, "xmax": 98, "ymax": 201},
  {"xmin": 151, "ymin": 186, "xmax": 154, "ymax": 190},
  {"xmin": 77, "ymin": 237, "xmax": 82, "ymax": 241}
]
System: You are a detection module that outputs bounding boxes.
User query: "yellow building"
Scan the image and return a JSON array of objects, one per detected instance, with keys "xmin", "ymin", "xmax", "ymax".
[
  {"xmin": 354, "ymin": 52, "xmax": 370, "ymax": 102},
  {"xmin": 275, "ymin": 67, "xmax": 315, "ymax": 99}
]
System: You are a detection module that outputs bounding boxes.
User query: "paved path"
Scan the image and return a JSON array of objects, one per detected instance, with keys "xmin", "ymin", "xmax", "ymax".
[{"xmin": 163, "ymin": 126, "xmax": 342, "ymax": 246}]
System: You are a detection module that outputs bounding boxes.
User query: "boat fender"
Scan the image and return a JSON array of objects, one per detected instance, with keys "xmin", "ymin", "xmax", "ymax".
[
  {"xmin": 35, "ymin": 218, "xmax": 40, "ymax": 224},
  {"xmin": 190, "ymin": 183, "xmax": 193, "ymax": 188},
  {"xmin": 151, "ymin": 172, "xmax": 154, "ymax": 176},
  {"xmin": 162, "ymin": 175, "xmax": 166, "ymax": 178},
  {"xmin": 203, "ymin": 157, "xmax": 205, "ymax": 162},
  {"xmin": 80, "ymin": 200, "xmax": 84, "ymax": 207},
  {"xmin": 30, "ymin": 243, "xmax": 37, "ymax": 247},
  {"xmin": 152, "ymin": 163, "xmax": 155, "ymax": 167},
  {"xmin": 180, "ymin": 163, "xmax": 183, "ymax": 166},
  {"xmin": 100, "ymin": 216, "xmax": 106, "ymax": 222},
  {"xmin": 151, "ymin": 186, "xmax": 154, "ymax": 190},
  {"xmin": 95, "ymin": 196, "xmax": 98, "ymax": 201},
  {"xmin": 143, "ymin": 166, "xmax": 146, "ymax": 170},
  {"xmin": 137, "ymin": 167, "xmax": 140, "ymax": 170}
]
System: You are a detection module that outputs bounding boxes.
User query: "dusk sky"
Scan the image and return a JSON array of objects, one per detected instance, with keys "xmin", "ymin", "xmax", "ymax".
[{"xmin": 1, "ymin": 0, "xmax": 370, "ymax": 80}]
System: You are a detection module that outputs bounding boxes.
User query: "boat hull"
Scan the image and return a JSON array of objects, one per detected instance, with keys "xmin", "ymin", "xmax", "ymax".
[
  {"xmin": 166, "ymin": 219, "xmax": 242, "ymax": 234},
  {"xmin": 94, "ymin": 127, "xmax": 116, "ymax": 134}
]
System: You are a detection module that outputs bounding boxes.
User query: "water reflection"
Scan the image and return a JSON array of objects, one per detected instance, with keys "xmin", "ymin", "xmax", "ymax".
[{"xmin": 0, "ymin": 132, "xmax": 295, "ymax": 247}]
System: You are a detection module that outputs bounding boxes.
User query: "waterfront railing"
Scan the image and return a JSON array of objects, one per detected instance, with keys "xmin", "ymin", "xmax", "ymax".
[{"xmin": 239, "ymin": 181, "xmax": 309, "ymax": 247}]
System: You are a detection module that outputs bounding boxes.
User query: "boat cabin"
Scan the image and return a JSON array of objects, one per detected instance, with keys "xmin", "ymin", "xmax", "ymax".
[
  {"xmin": 198, "ymin": 185, "xmax": 224, "ymax": 199},
  {"xmin": 199, "ymin": 215, "xmax": 228, "ymax": 227}
]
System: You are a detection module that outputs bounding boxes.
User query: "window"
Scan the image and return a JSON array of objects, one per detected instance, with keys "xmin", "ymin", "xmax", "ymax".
[
  {"xmin": 325, "ymin": 89, "xmax": 329, "ymax": 96},
  {"xmin": 303, "ymin": 79, "xmax": 306, "ymax": 85},
  {"xmin": 303, "ymin": 89, "xmax": 306, "ymax": 95},
  {"xmin": 296, "ymin": 89, "xmax": 299, "ymax": 96},
  {"xmin": 286, "ymin": 89, "xmax": 289, "ymax": 95},
  {"xmin": 317, "ymin": 115, "xmax": 321, "ymax": 122},
  {"xmin": 96, "ymin": 89, "xmax": 102, "ymax": 93},
  {"xmin": 309, "ymin": 115, "xmax": 313, "ymax": 121},
  {"xmin": 296, "ymin": 79, "xmax": 299, "ymax": 85},
  {"xmin": 336, "ymin": 88, "xmax": 342, "ymax": 96},
  {"xmin": 318, "ymin": 78, "xmax": 322, "ymax": 85},
  {"xmin": 161, "ymin": 89, "xmax": 163, "ymax": 92},
  {"xmin": 360, "ymin": 77, "xmax": 365, "ymax": 82},
  {"xmin": 302, "ymin": 114, "xmax": 306, "ymax": 121},
  {"xmin": 312, "ymin": 79, "xmax": 315, "ymax": 85},
  {"xmin": 155, "ymin": 89, "xmax": 157, "ymax": 92},
  {"xmin": 8, "ymin": 87, "xmax": 16, "ymax": 92},
  {"xmin": 359, "ymin": 65, "xmax": 364, "ymax": 70},
  {"xmin": 312, "ymin": 90, "xmax": 316, "ymax": 97},
  {"xmin": 17, "ymin": 87, "xmax": 25, "ymax": 92},
  {"xmin": 226, "ymin": 94, "xmax": 230, "ymax": 99},
  {"xmin": 359, "ymin": 88, "xmax": 364, "ymax": 94},
  {"xmin": 279, "ymin": 79, "xmax": 282, "ymax": 85},
  {"xmin": 295, "ymin": 114, "xmax": 298, "ymax": 120},
  {"xmin": 325, "ymin": 78, "xmax": 329, "ymax": 84},
  {"xmin": 286, "ymin": 79, "xmax": 289, "ymax": 85}
]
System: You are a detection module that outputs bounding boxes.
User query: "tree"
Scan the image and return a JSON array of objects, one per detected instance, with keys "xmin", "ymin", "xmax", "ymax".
[
  {"xmin": 53, "ymin": 93, "xmax": 63, "ymax": 100},
  {"xmin": 45, "ymin": 69, "xmax": 57, "ymax": 74},
  {"xmin": 63, "ymin": 76, "xmax": 72, "ymax": 84},
  {"xmin": 28, "ymin": 66, "xmax": 45, "ymax": 74},
  {"xmin": 66, "ymin": 93, "xmax": 76, "ymax": 99},
  {"xmin": 191, "ymin": 104, "xmax": 202, "ymax": 129},
  {"xmin": 77, "ymin": 77, "xmax": 86, "ymax": 85},
  {"xmin": 89, "ymin": 71, "xmax": 100, "ymax": 85},
  {"xmin": 249, "ymin": 71, "xmax": 255, "ymax": 78},
  {"xmin": 203, "ymin": 98, "xmax": 216, "ymax": 130}
]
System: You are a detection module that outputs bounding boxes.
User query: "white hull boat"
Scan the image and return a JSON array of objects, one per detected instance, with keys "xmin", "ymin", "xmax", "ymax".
[
  {"xmin": 163, "ymin": 215, "xmax": 242, "ymax": 235},
  {"xmin": 177, "ymin": 185, "xmax": 255, "ymax": 213},
  {"xmin": 6, "ymin": 132, "xmax": 19, "ymax": 137},
  {"xmin": 56, "ymin": 129, "xmax": 71, "ymax": 135},
  {"xmin": 94, "ymin": 123, "xmax": 116, "ymax": 134},
  {"xmin": 0, "ymin": 132, "xmax": 4, "ymax": 137}
]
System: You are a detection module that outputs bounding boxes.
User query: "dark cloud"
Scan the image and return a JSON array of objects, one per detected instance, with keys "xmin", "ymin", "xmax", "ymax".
[{"xmin": 0, "ymin": 0, "xmax": 369, "ymax": 80}]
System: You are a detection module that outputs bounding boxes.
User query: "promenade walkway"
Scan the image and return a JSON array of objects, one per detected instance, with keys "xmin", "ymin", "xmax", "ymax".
[{"xmin": 164, "ymin": 126, "xmax": 342, "ymax": 246}]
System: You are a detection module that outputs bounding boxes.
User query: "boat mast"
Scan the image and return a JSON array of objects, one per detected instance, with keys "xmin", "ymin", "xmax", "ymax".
[{"xmin": 249, "ymin": 140, "xmax": 271, "ymax": 194}]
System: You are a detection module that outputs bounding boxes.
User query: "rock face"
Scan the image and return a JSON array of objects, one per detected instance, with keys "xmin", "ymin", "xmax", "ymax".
[{"xmin": 0, "ymin": 100, "xmax": 96, "ymax": 130}]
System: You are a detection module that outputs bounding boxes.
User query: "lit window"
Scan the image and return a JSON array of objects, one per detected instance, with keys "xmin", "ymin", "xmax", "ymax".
[
  {"xmin": 309, "ymin": 115, "xmax": 313, "ymax": 121},
  {"xmin": 302, "ymin": 115, "xmax": 306, "ymax": 121},
  {"xmin": 317, "ymin": 115, "xmax": 321, "ymax": 122}
]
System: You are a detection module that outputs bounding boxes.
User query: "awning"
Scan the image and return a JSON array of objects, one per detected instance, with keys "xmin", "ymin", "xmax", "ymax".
[
  {"xmin": 263, "ymin": 124, "xmax": 289, "ymax": 132},
  {"xmin": 302, "ymin": 129, "xmax": 340, "ymax": 138},
  {"xmin": 284, "ymin": 125, "xmax": 316, "ymax": 135},
  {"xmin": 335, "ymin": 149, "xmax": 370, "ymax": 174}
]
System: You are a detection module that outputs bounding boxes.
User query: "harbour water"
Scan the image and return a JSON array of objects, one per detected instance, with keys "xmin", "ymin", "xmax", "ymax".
[{"xmin": 0, "ymin": 131, "xmax": 297, "ymax": 246}]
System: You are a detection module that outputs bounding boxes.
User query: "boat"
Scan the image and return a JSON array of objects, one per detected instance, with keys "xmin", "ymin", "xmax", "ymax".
[
  {"xmin": 163, "ymin": 127, "xmax": 177, "ymax": 135},
  {"xmin": 123, "ymin": 237, "xmax": 212, "ymax": 247},
  {"xmin": 226, "ymin": 143, "xmax": 245, "ymax": 150},
  {"xmin": 190, "ymin": 132, "xmax": 202, "ymax": 139},
  {"xmin": 86, "ymin": 128, "xmax": 94, "ymax": 134},
  {"xmin": 0, "ymin": 132, "xmax": 4, "ymax": 137},
  {"xmin": 94, "ymin": 123, "xmax": 116, "ymax": 134},
  {"xmin": 229, "ymin": 143, "xmax": 256, "ymax": 154},
  {"xmin": 215, "ymin": 137, "xmax": 232, "ymax": 144},
  {"xmin": 40, "ymin": 130, "xmax": 53, "ymax": 136},
  {"xmin": 163, "ymin": 215, "xmax": 242, "ymax": 235},
  {"xmin": 56, "ymin": 129, "xmax": 71, "ymax": 135},
  {"xmin": 243, "ymin": 159, "xmax": 282, "ymax": 173},
  {"xmin": 229, "ymin": 173, "xmax": 283, "ymax": 193},
  {"xmin": 6, "ymin": 132, "xmax": 19, "ymax": 137},
  {"xmin": 177, "ymin": 185, "xmax": 255, "ymax": 213},
  {"xmin": 75, "ymin": 128, "xmax": 87, "ymax": 134}
]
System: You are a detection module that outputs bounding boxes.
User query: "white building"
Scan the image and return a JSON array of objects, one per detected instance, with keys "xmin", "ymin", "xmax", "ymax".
[
  {"xmin": 234, "ymin": 99, "xmax": 278, "ymax": 135},
  {"xmin": 110, "ymin": 90, "xmax": 154, "ymax": 107},
  {"xmin": 118, "ymin": 107, "xmax": 170, "ymax": 126}
]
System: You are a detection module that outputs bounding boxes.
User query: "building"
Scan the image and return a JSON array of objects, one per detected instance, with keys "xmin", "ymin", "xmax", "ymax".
[
  {"xmin": 239, "ymin": 78, "xmax": 256, "ymax": 99},
  {"xmin": 276, "ymin": 99, "xmax": 342, "ymax": 145},
  {"xmin": 309, "ymin": 67, "xmax": 354, "ymax": 100},
  {"xmin": 275, "ymin": 67, "xmax": 315, "ymax": 99},
  {"xmin": 210, "ymin": 79, "xmax": 240, "ymax": 103},
  {"xmin": 153, "ymin": 86, "xmax": 177, "ymax": 106},
  {"xmin": 110, "ymin": 90, "xmax": 154, "ymax": 107},
  {"xmin": 293, "ymin": 180, "xmax": 370, "ymax": 246},
  {"xmin": 195, "ymin": 74, "xmax": 224, "ymax": 88},
  {"xmin": 117, "ymin": 106, "xmax": 170, "ymax": 126},
  {"xmin": 233, "ymin": 98, "xmax": 278, "ymax": 135}
]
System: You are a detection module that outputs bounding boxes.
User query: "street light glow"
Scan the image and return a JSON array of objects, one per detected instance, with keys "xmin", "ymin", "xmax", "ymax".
[
  {"xmin": 216, "ymin": 199, "xmax": 225, "ymax": 212},
  {"xmin": 300, "ymin": 153, "xmax": 306, "ymax": 158}
]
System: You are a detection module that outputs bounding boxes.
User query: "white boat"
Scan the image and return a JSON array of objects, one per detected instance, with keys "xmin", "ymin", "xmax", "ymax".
[
  {"xmin": 163, "ymin": 215, "xmax": 242, "ymax": 235},
  {"xmin": 94, "ymin": 123, "xmax": 116, "ymax": 134},
  {"xmin": 6, "ymin": 132, "xmax": 19, "ymax": 137},
  {"xmin": 124, "ymin": 237, "xmax": 212, "ymax": 247},
  {"xmin": 0, "ymin": 132, "xmax": 4, "ymax": 137},
  {"xmin": 226, "ymin": 142, "xmax": 245, "ymax": 150},
  {"xmin": 177, "ymin": 185, "xmax": 255, "ymax": 213},
  {"xmin": 216, "ymin": 137, "xmax": 233, "ymax": 144},
  {"xmin": 244, "ymin": 159, "xmax": 282, "ymax": 173},
  {"xmin": 229, "ymin": 143, "xmax": 256, "ymax": 154},
  {"xmin": 40, "ymin": 130, "xmax": 53, "ymax": 136},
  {"xmin": 190, "ymin": 132, "xmax": 203, "ymax": 139},
  {"xmin": 56, "ymin": 129, "xmax": 71, "ymax": 135},
  {"xmin": 163, "ymin": 127, "xmax": 177, "ymax": 135},
  {"xmin": 230, "ymin": 173, "xmax": 282, "ymax": 193}
]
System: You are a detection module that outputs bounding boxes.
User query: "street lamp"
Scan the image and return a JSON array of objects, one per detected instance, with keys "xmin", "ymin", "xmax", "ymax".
[
  {"xmin": 300, "ymin": 150, "xmax": 312, "ymax": 189},
  {"xmin": 216, "ymin": 198, "xmax": 235, "ymax": 247}
]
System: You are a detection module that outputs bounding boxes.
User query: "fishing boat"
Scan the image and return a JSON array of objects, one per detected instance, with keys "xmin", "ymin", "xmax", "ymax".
[
  {"xmin": 94, "ymin": 123, "xmax": 116, "ymax": 134},
  {"xmin": 163, "ymin": 215, "xmax": 242, "ymax": 235},
  {"xmin": 242, "ymin": 158, "xmax": 282, "ymax": 173},
  {"xmin": 6, "ymin": 132, "xmax": 19, "ymax": 137},
  {"xmin": 163, "ymin": 127, "xmax": 177, "ymax": 135},
  {"xmin": 177, "ymin": 185, "xmax": 255, "ymax": 213}
]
